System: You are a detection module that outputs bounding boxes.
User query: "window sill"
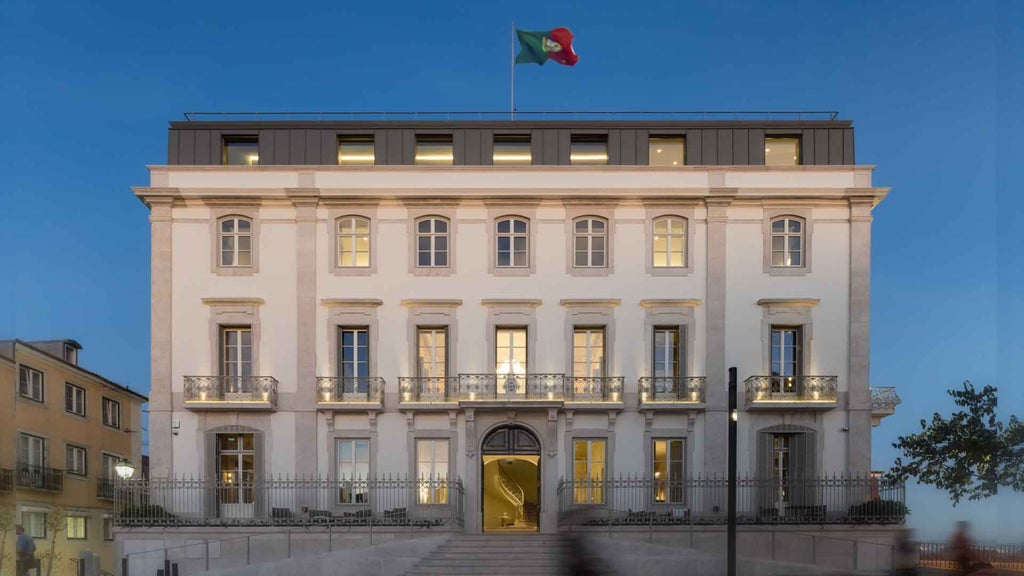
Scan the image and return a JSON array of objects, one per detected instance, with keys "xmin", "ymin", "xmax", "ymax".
[
  {"xmin": 213, "ymin": 266, "xmax": 258, "ymax": 277},
  {"xmin": 764, "ymin": 266, "xmax": 811, "ymax": 277}
]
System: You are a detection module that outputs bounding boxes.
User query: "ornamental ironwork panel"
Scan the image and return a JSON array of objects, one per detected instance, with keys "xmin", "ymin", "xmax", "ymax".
[
  {"xmin": 744, "ymin": 376, "xmax": 838, "ymax": 404},
  {"xmin": 638, "ymin": 377, "xmax": 706, "ymax": 403},
  {"xmin": 870, "ymin": 387, "xmax": 901, "ymax": 412},
  {"xmin": 567, "ymin": 377, "xmax": 624, "ymax": 402},
  {"xmin": 183, "ymin": 376, "xmax": 279, "ymax": 406},
  {"xmin": 316, "ymin": 377, "xmax": 385, "ymax": 403},
  {"xmin": 15, "ymin": 463, "xmax": 63, "ymax": 492},
  {"xmin": 457, "ymin": 373, "xmax": 565, "ymax": 400},
  {"xmin": 398, "ymin": 377, "xmax": 458, "ymax": 402}
]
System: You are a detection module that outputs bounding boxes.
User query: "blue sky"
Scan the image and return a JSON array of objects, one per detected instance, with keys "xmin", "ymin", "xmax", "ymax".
[{"xmin": 1, "ymin": 0, "xmax": 1020, "ymax": 544}]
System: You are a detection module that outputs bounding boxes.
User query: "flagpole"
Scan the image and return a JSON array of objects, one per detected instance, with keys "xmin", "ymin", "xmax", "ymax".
[{"xmin": 510, "ymin": 21, "xmax": 515, "ymax": 120}]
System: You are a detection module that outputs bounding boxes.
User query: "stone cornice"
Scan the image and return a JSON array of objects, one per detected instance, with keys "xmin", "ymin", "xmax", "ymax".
[
  {"xmin": 202, "ymin": 297, "xmax": 265, "ymax": 306},
  {"xmin": 481, "ymin": 299, "xmax": 543, "ymax": 308},
  {"xmin": 401, "ymin": 299, "xmax": 464, "ymax": 308},
  {"xmin": 757, "ymin": 298, "xmax": 821, "ymax": 307},
  {"xmin": 559, "ymin": 299, "xmax": 622, "ymax": 307},
  {"xmin": 640, "ymin": 299, "xmax": 702, "ymax": 308},
  {"xmin": 321, "ymin": 298, "xmax": 383, "ymax": 308}
]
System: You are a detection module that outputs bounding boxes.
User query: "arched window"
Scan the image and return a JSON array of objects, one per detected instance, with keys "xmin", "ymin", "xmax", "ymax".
[
  {"xmin": 652, "ymin": 216, "xmax": 687, "ymax": 268},
  {"xmin": 336, "ymin": 216, "xmax": 370, "ymax": 268},
  {"xmin": 573, "ymin": 217, "xmax": 607, "ymax": 268},
  {"xmin": 416, "ymin": 217, "xmax": 449, "ymax": 267},
  {"xmin": 495, "ymin": 217, "xmax": 529, "ymax": 268},
  {"xmin": 770, "ymin": 217, "xmax": 803, "ymax": 267},
  {"xmin": 219, "ymin": 217, "xmax": 252, "ymax": 267}
]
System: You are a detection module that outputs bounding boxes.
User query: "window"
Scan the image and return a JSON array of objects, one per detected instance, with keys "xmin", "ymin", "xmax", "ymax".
[
  {"xmin": 219, "ymin": 217, "xmax": 253, "ymax": 268},
  {"xmin": 495, "ymin": 328, "xmax": 527, "ymax": 395},
  {"xmin": 653, "ymin": 439, "xmax": 685, "ymax": 503},
  {"xmin": 570, "ymin": 136, "xmax": 608, "ymax": 165},
  {"xmin": 19, "ymin": 365, "xmax": 44, "ymax": 402},
  {"xmin": 416, "ymin": 327, "xmax": 447, "ymax": 379},
  {"xmin": 652, "ymin": 217, "xmax": 687, "ymax": 268},
  {"xmin": 415, "ymin": 136, "xmax": 453, "ymax": 165},
  {"xmin": 765, "ymin": 137, "xmax": 800, "ymax": 166},
  {"xmin": 770, "ymin": 326, "xmax": 802, "ymax": 394},
  {"xmin": 102, "ymin": 398, "xmax": 121, "ymax": 429},
  {"xmin": 67, "ymin": 516, "xmax": 87, "ymax": 540},
  {"xmin": 337, "ymin": 136, "xmax": 375, "ymax": 165},
  {"xmin": 336, "ymin": 439, "xmax": 370, "ymax": 503},
  {"xmin": 217, "ymin": 434, "xmax": 255, "ymax": 506},
  {"xmin": 102, "ymin": 517, "xmax": 114, "ymax": 541},
  {"xmin": 22, "ymin": 511, "xmax": 47, "ymax": 538},
  {"xmin": 653, "ymin": 327, "xmax": 682, "ymax": 378},
  {"xmin": 65, "ymin": 383, "xmax": 86, "ymax": 416},
  {"xmin": 64, "ymin": 344, "xmax": 78, "ymax": 365},
  {"xmin": 573, "ymin": 217, "xmax": 607, "ymax": 267},
  {"xmin": 223, "ymin": 137, "xmax": 259, "ymax": 166},
  {"xmin": 648, "ymin": 136, "xmax": 685, "ymax": 166},
  {"xmin": 19, "ymin": 434, "xmax": 47, "ymax": 467},
  {"xmin": 493, "ymin": 136, "xmax": 531, "ymax": 165},
  {"xmin": 66, "ymin": 445, "xmax": 87, "ymax": 476},
  {"xmin": 495, "ymin": 217, "xmax": 528, "ymax": 268},
  {"xmin": 572, "ymin": 439, "xmax": 606, "ymax": 504},
  {"xmin": 771, "ymin": 434, "xmax": 791, "ymax": 506},
  {"xmin": 221, "ymin": 327, "xmax": 253, "ymax": 379},
  {"xmin": 770, "ymin": 217, "xmax": 803, "ymax": 267},
  {"xmin": 338, "ymin": 328, "xmax": 369, "ymax": 378},
  {"xmin": 572, "ymin": 327, "xmax": 605, "ymax": 378},
  {"xmin": 337, "ymin": 216, "xmax": 370, "ymax": 268},
  {"xmin": 102, "ymin": 454, "xmax": 120, "ymax": 480},
  {"xmin": 416, "ymin": 218, "xmax": 449, "ymax": 267},
  {"xmin": 416, "ymin": 439, "xmax": 449, "ymax": 504}
]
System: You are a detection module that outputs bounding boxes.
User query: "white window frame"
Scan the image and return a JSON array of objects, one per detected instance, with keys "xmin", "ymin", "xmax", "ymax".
[
  {"xmin": 66, "ymin": 515, "xmax": 88, "ymax": 540},
  {"xmin": 218, "ymin": 216, "xmax": 253, "ymax": 268},
  {"xmin": 495, "ymin": 217, "xmax": 529, "ymax": 268},
  {"xmin": 652, "ymin": 438, "xmax": 686, "ymax": 504},
  {"xmin": 416, "ymin": 326, "xmax": 448, "ymax": 379},
  {"xmin": 336, "ymin": 216, "xmax": 371, "ymax": 268},
  {"xmin": 19, "ymin": 434, "xmax": 47, "ymax": 468},
  {"xmin": 102, "ymin": 453, "xmax": 120, "ymax": 480},
  {"xmin": 102, "ymin": 516, "xmax": 114, "ymax": 541},
  {"xmin": 65, "ymin": 382, "xmax": 86, "ymax": 416},
  {"xmin": 573, "ymin": 217, "xmax": 608, "ymax": 268},
  {"xmin": 416, "ymin": 439, "xmax": 449, "ymax": 504},
  {"xmin": 769, "ymin": 216, "xmax": 804, "ymax": 268},
  {"xmin": 335, "ymin": 439, "xmax": 370, "ymax": 504},
  {"xmin": 572, "ymin": 327, "xmax": 605, "ymax": 378},
  {"xmin": 19, "ymin": 365, "xmax": 44, "ymax": 402},
  {"xmin": 66, "ymin": 445, "xmax": 87, "ymax": 477},
  {"xmin": 22, "ymin": 511, "xmax": 47, "ymax": 538},
  {"xmin": 221, "ymin": 326, "xmax": 253, "ymax": 379},
  {"xmin": 572, "ymin": 438, "xmax": 606, "ymax": 504},
  {"xmin": 651, "ymin": 216, "xmax": 688, "ymax": 268},
  {"xmin": 102, "ymin": 397, "xmax": 121, "ymax": 429},
  {"xmin": 415, "ymin": 217, "xmax": 450, "ymax": 268}
]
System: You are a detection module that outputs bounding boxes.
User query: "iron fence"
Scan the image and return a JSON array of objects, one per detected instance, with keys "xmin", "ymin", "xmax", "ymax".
[
  {"xmin": 566, "ymin": 377, "xmax": 624, "ymax": 402},
  {"xmin": 114, "ymin": 476, "xmax": 464, "ymax": 529},
  {"xmin": 638, "ymin": 377, "xmax": 707, "ymax": 403},
  {"xmin": 918, "ymin": 542, "xmax": 1024, "ymax": 571},
  {"xmin": 315, "ymin": 377, "xmax": 385, "ymax": 403},
  {"xmin": 0, "ymin": 468, "xmax": 11, "ymax": 492},
  {"xmin": 398, "ymin": 377, "xmax": 458, "ymax": 402},
  {"xmin": 15, "ymin": 463, "xmax": 63, "ymax": 492},
  {"xmin": 97, "ymin": 477, "xmax": 116, "ymax": 499},
  {"xmin": 557, "ymin": 474, "xmax": 905, "ymax": 526},
  {"xmin": 183, "ymin": 111, "xmax": 841, "ymax": 122},
  {"xmin": 870, "ymin": 386, "xmax": 902, "ymax": 413},
  {"xmin": 183, "ymin": 376, "xmax": 278, "ymax": 405},
  {"xmin": 457, "ymin": 373, "xmax": 565, "ymax": 401},
  {"xmin": 745, "ymin": 375, "xmax": 838, "ymax": 404}
]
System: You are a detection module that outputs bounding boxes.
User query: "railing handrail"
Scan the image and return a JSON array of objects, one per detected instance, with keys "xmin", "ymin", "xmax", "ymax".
[
  {"xmin": 183, "ymin": 375, "xmax": 279, "ymax": 404},
  {"xmin": 315, "ymin": 376, "xmax": 385, "ymax": 402},
  {"xmin": 183, "ymin": 110, "xmax": 842, "ymax": 122},
  {"xmin": 744, "ymin": 375, "xmax": 838, "ymax": 402},
  {"xmin": 638, "ymin": 376, "xmax": 707, "ymax": 403},
  {"xmin": 870, "ymin": 386, "xmax": 902, "ymax": 411}
]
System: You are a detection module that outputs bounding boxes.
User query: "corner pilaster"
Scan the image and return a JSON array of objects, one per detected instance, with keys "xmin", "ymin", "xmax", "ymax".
[
  {"xmin": 289, "ymin": 190, "xmax": 320, "ymax": 476},
  {"xmin": 848, "ymin": 196, "xmax": 874, "ymax": 474},
  {"xmin": 703, "ymin": 192, "xmax": 734, "ymax": 477}
]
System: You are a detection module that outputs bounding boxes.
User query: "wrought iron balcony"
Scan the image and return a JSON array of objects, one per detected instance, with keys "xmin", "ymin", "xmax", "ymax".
[
  {"xmin": 183, "ymin": 376, "xmax": 279, "ymax": 410},
  {"xmin": 316, "ymin": 377, "xmax": 385, "ymax": 406},
  {"xmin": 16, "ymin": 463, "xmax": 63, "ymax": 492},
  {"xmin": 0, "ymin": 469, "xmax": 12, "ymax": 492},
  {"xmin": 638, "ymin": 377, "xmax": 707, "ymax": 406},
  {"xmin": 745, "ymin": 375, "xmax": 838, "ymax": 408},
  {"xmin": 566, "ymin": 376, "xmax": 625, "ymax": 404},
  {"xmin": 398, "ymin": 377, "xmax": 458, "ymax": 404},
  {"xmin": 457, "ymin": 373, "xmax": 565, "ymax": 402},
  {"xmin": 97, "ymin": 477, "xmax": 116, "ymax": 500},
  {"xmin": 870, "ymin": 386, "xmax": 901, "ymax": 425}
]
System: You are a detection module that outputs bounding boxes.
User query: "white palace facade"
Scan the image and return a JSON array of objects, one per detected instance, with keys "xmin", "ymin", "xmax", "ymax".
[{"xmin": 131, "ymin": 113, "xmax": 900, "ymax": 536}]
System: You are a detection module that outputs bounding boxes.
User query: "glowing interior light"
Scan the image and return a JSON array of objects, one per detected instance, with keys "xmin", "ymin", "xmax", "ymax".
[
  {"xmin": 656, "ymin": 148, "xmax": 663, "ymax": 153},
  {"xmin": 493, "ymin": 154, "xmax": 532, "ymax": 161},
  {"xmin": 672, "ymin": 161, "xmax": 679, "ymax": 165},
  {"xmin": 338, "ymin": 154, "xmax": 375, "ymax": 161},
  {"xmin": 570, "ymin": 154, "xmax": 609, "ymax": 161},
  {"xmin": 415, "ymin": 154, "xmax": 454, "ymax": 161},
  {"xmin": 261, "ymin": 391, "xmax": 269, "ymax": 401},
  {"xmin": 690, "ymin": 390, "xmax": 698, "ymax": 401},
  {"xmin": 403, "ymin": 391, "xmax": 412, "ymax": 402},
  {"xmin": 199, "ymin": 391, "xmax": 207, "ymax": 401},
  {"xmin": 469, "ymin": 392, "xmax": 477, "ymax": 401},
  {"xmin": 246, "ymin": 154, "xmax": 259, "ymax": 165}
]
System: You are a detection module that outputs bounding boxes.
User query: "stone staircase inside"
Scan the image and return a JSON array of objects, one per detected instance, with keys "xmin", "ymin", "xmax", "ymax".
[{"xmin": 405, "ymin": 534, "xmax": 614, "ymax": 576}]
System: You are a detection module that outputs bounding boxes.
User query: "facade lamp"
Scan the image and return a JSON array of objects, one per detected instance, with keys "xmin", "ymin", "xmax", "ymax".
[{"xmin": 114, "ymin": 458, "xmax": 136, "ymax": 480}]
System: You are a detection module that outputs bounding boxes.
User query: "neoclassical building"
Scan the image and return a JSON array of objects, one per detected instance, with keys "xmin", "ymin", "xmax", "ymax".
[{"xmin": 133, "ymin": 113, "xmax": 898, "ymax": 535}]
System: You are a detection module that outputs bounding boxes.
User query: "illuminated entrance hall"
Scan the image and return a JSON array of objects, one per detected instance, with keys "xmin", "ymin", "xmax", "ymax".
[{"xmin": 481, "ymin": 425, "xmax": 541, "ymax": 532}]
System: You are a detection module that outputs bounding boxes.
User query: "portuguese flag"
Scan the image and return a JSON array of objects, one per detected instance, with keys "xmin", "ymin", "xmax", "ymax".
[{"xmin": 515, "ymin": 28, "xmax": 579, "ymax": 66}]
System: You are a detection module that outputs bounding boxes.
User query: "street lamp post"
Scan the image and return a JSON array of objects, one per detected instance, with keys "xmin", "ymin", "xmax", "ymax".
[
  {"xmin": 114, "ymin": 458, "xmax": 135, "ymax": 480},
  {"xmin": 728, "ymin": 366, "xmax": 738, "ymax": 576}
]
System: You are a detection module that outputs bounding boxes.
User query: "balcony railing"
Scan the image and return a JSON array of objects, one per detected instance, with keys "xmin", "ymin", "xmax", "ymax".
[
  {"xmin": 457, "ymin": 374, "xmax": 565, "ymax": 401},
  {"xmin": 16, "ymin": 463, "xmax": 63, "ymax": 492},
  {"xmin": 0, "ymin": 469, "xmax": 12, "ymax": 492},
  {"xmin": 183, "ymin": 376, "xmax": 279, "ymax": 408},
  {"xmin": 114, "ymin": 476, "xmax": 465, "ymax": 529},
  {"xmin": 638, "ymin": 377, "xmax": 707, "ymax": 404},
  {"xmin": 97, "ymin": 477, "xmax": 116, "ymax": 500},
  {"xmin": 566, "ymin": 377, "xmax": 624, "ymax": 403},
  {"xmin": 745, "ymin": 376, "xmax": 838, "ymax": 406},
  {"xmin": 316, "ymin": 377, "xmax": 385, "ymax": 404},
  {"xmin": 871, "ymin": 386, "xmax": 901, "ymax": 413},
  {"xmin": 557, "ymin": 474, "xmax": 905, "ymax": 526},
  {"xmin": 398, "ymin": 377, "xmax": 458, "ymax": 403}
]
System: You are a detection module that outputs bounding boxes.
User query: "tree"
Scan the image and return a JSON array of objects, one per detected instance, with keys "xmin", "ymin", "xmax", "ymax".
[
  {"xmin": 889, "ymin": 381, "xmax": 1024, "ymax": 504},
  {"xmin": 0, "ymin": 504, "xmax": 15, "ymax": 576},
  {"xmin": 41, "ymin": 505, "xmax": 66, "ymax": 576}
]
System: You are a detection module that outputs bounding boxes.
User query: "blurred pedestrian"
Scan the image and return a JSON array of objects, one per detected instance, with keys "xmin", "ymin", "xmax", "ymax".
[
  {"xmin": 950, "ymin": 521, "xmax": 973, "ymax": 575},
  {"xmin": 15, "ymin": 524, "xmax": 36, "ymax": 576},
  {"xmin": 892, "ymin": 528, "xmax": 918, "ymax": 576}
]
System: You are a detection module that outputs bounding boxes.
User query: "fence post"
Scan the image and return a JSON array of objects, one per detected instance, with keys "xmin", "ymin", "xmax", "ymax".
[
  {"xmin": 204, "ymin": 539, "xmax": 209, "ymax": 572},
  {"xmin": 121, "ymin": 556, "xmax": 129, "ymax": 576},
  {"xmin": 287, "ymin": 530, "xmax": 292, "ymax": 559},
  {"xmin": 328, "ymin": 524, "xmax": 333, "ymax": 553},
  {"xmin": 246, "ymin": 535, "xmax": 250, "ymax": 565}
]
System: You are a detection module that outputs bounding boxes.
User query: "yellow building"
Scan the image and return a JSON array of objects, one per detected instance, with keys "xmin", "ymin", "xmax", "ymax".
[{"xmin": 0, "ymin": 339, "xmax": 146, "ymax": 575}]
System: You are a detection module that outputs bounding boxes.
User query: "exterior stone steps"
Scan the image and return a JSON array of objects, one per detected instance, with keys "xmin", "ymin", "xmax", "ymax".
[{"xmin": 405, "ymin": 534, "xmax": 615, "ymax": 576}]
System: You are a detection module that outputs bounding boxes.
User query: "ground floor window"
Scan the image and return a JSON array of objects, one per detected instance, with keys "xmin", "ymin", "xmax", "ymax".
[
  {"xmin": 22, "ymin": 511, "xmax": 46, "ymax": 538},
  {"xmin": 336, "ymin": 439, "xmax": 370, "ymax": 504},
  {"xmin": 416, "ymin": 439, "xmax": 449, "ymax": 504},
  {"xmin": 653, "ymin": 439, "xmax": 685, "ymax": 503},
  {"xmin": 217, "ymin": 433, "xmax": 255, "ymax": 505},
  {"xmin": 573, "ymin": 439, "xmax": 606, "ymax": 504},
  {"xmin": 102, "ymin": 516, "xmax": 114, "ymax": 541},
  {"xmin": 66, "ymin": 516, "xmax": 87, "ymax": 540}
]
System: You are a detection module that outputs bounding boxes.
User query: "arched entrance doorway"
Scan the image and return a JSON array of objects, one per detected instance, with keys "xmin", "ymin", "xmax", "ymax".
[{"xmin": 481, "ymin": 425, "xmax": 541, "ymax": 532}]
